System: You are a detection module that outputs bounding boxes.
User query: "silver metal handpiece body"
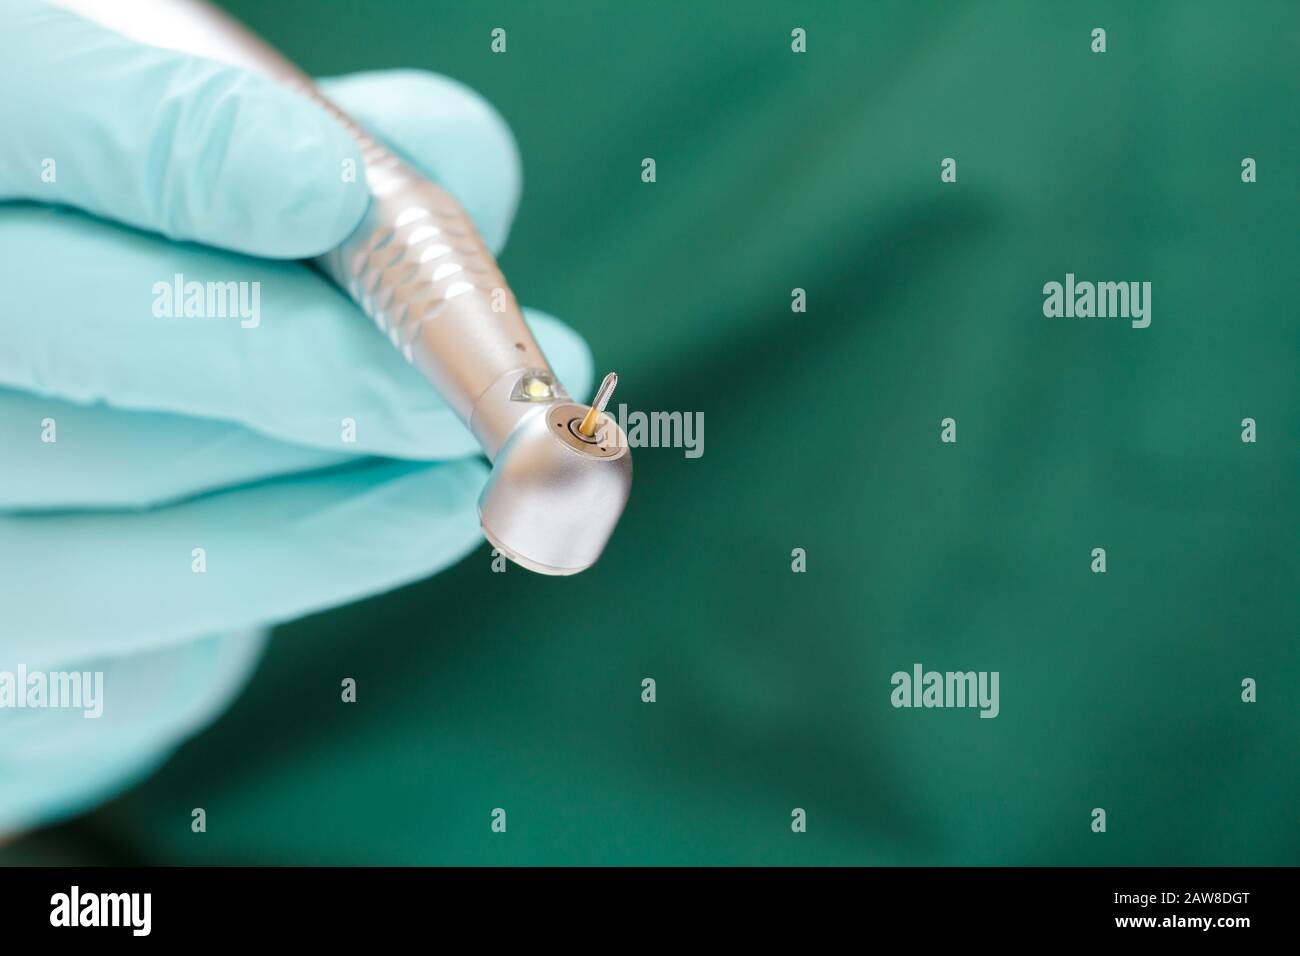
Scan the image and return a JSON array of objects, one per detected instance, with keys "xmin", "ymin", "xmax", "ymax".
[{"xmin": 49, "ymin": 0, "xmax": 631, "ymax": 574}]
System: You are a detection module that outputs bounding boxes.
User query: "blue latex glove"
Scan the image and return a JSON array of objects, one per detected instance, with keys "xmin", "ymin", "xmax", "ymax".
[{"xmin": 0, "ymin": 0, "xmax": 591, "ymax": 831}]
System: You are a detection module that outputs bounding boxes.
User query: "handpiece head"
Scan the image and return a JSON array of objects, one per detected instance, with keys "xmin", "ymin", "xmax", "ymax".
[{"xmin": 477, "ymin": 375, "xmax": 632, "ymax": 575}]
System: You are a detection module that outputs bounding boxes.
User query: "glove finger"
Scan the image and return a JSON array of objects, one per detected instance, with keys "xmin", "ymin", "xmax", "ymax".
[
  {"xmin": 319, "ymin": 70, "xmax": 522, "ymax": 255},
  {"xmin": 0, "ymin": 0, "xmax": 366, "ymax": 259},
  {"xmin": 0, "ymin": 204, "xmax": 592, "ymax": 467},
  {"xmin": 0, "ymin": 385, "xmax": 353, "ymax": 511},
  {"xmin": 0, "ymin": 457, "xmax": 488, "ymax": 663},
  {"xmin": 0, "ymin": 627, "xmax": 269, "ymax": 833}
]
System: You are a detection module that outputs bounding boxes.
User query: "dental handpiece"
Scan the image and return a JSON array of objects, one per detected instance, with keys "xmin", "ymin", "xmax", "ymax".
[{"xmin": 50, "ymin": 0, "xmax": 632, "ymax": 575}]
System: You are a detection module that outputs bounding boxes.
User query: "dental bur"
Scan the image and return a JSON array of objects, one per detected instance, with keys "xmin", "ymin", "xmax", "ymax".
[{"xmin": 50, "ymin": 0, "xmax": 632, "ymax": 575}]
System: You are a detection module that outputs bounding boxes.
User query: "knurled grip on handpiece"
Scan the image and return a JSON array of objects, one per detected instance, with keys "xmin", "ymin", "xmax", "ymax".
[
  {"xmin": 305, "ymin": 85, "xmax": 565, "ymax": 454},
  {"xmin": 48, "ymin": 0, "xmax": 633, "ymax": 575}
]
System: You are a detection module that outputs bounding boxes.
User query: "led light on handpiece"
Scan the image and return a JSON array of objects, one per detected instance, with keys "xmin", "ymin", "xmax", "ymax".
[{"xmin": 513, "ymin": 370, "xmax": 556, "ymax": 402}]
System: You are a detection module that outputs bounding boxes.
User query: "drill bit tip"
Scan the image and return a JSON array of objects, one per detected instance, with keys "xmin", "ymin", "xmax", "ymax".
[{"xmin": 578, "ymin": 372, "xmax": 618, "ymax": 436}]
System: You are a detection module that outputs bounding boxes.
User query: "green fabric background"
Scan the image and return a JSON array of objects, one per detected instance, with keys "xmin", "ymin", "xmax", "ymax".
[{"xmin": 6, "ymin": 0, "xmax": 1298, "ymax": 865}]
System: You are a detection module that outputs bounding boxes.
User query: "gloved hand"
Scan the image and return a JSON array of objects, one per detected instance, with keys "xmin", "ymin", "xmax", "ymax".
[{"xmin": 0, "ymin": 0, "xmax": 591, "ymax": 831}]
